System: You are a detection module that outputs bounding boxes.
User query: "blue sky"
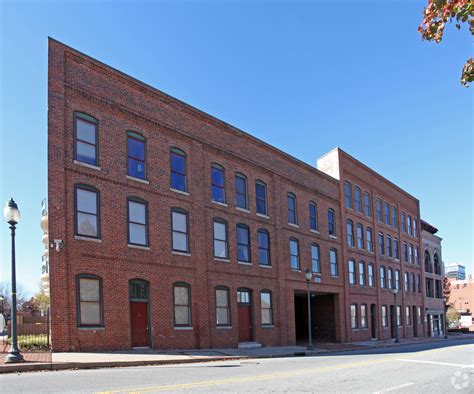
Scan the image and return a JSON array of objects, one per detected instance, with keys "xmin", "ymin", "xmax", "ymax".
[{"xmin": 1, "ymin": 0, "xmax": 472, "ymax": 295}]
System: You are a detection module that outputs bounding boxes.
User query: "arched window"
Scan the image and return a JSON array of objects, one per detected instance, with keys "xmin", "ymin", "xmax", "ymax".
[
  {"xmin": 171, "ymin": 208, "xmax": 189, "ymax": 253},
  {"xmin": 75, "ymin": 184, "xmax": 100, "ymax": 239},
  {"xmin": 354, "ymin": 187, "xmax": 362, "ymax": 213},
  {"xmin": 170, "ymin": 148, "xmax": 187, "ymax": 192},
  {"xmin": 359, "ymin": 261, "xmax": 366, "ymax": 286},
  {"xmin": 258, "ymin": 229, "xmax": 271, "ymax": 266},
  {"xmin": 328, "ymin": 209, "xmax": 336, "ymax": 236},
  {"xmin": 346, "ymin": 220, "xmax": 354, "ymax": 247},
  {"xmin": 260, "ymin": 290, "xmax": 273, "ymax": 325},
  {"xmin": 211, "ymin": 163, "xmax": 226, "ymax": 203},
  {"xmin": 344, "ymin": 181, "xmax": 353, "ymax": 209},
  {"xmin": 311, "ymin": 243, "xmax": 320, "ymax": 273},
  {"xmin": 424, "ymin": 250, "xmax": 432, "ymax": 273},
  {"xmin": 287, "ymin": 193, "xmax": 297, "ymax": 225},
  {"xmin": 235, "ymin": 173, "xmax": 248, "ymax": 209},
  {"xmin": 434, "ymin": 253, "xmax": 441, "ymax": 275},
  {"xmin": 380, "ymin": 266, "xmax": 386, "ymax": 288},
  {"xmin": 127, "ymin": 131, "xmax": 146, "ymax": 180},
  {"xmin": 236, "ymin": 223, "xmax": 250, "ymax": 262},
  {"xmin": 309, "ymin": 201, "xmax": 318, "ymax": 231},
  {"xmin": 76, "ymin": 274, "xmax": 103, "ymax": 327},
  {"xmin": 74, "ymin": 112, "xmax": 98, "ymax": 166},
  {"xmin": 215, "ymin": 286, "xmax": 230, "ymax": 326},
  {"xmin": 289, "ymin": 238, "xmax": 300, "ymax": 270},
  {"xmin": 356, "ymin": 223, "xmax": 364, "ymax": 249},
  {"xmin": 127, "ymin": 197, "xmax": 148, "ymax": 246},
  {"xmin": 213, "ymin": 218, "xmax": 228, "ymax": 259},
  {"xmin": 348, "ymin": 259, "xmax": 356, "ymax": 285},
  {"xmin": 173, "ymin": 282, "xmax": 191, "ymax": 327},
  {"xmin": 256, "ymin": 180, "xmax": 268, "ymax": 215},
  {"xmin": 364, "ymin": 192, "xmax": 372, "ymax": 217}
]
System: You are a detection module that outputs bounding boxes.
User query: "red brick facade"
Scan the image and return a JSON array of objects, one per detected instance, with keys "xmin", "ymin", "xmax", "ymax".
[{"xmin": 48, "ymin": 39, "xmax": 426, "ymax": 351}]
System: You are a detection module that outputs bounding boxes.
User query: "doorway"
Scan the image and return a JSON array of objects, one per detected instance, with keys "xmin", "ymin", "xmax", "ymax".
[
  {"xmin": 370, "ymin": 304, "xmax": 377, "ymax": 339},
  {"xmin": 129, "ymin": 279, "xmax": 150, "ymax": 347},
  {"xmin": 237, "ymin": 289, "xmax": 252, "ymax": 342},
  {"xmin": 412, "ymin": 306, "xmax": 417, "ymax": 337}
]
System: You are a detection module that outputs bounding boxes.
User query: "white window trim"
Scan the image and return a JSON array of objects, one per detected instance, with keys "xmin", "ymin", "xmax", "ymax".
[
  {"xmin": 172, "ymin": 251, "xmax": 191, "ymax": 257},
  {"xmin": 257, "ymin": 213, "xmax": 270, "ymax": 219},
  {"xmin": 74, "ymin": 235, "xmax": 102, "ymax": 243},
  {"xmin": 236, "ymin": 206, "xmax": 250, "ymax": 213},
  {"xmin": 128, "ymin": 244, "xmax": 150, "ymax": 251},
  {"xmin": 170, "ymin": 188, "xmax": 190, "ymax": 196},
  {"xmin": 126, "ymin": 175, "xmax": 150, "ymax": 184},
  {"xmin": 74, "ymin": 160, "xmax": 101, "ymax": 171},
  {"xmin": 212, "ymin": 200, "xmax": 228, "ymax": 207}
]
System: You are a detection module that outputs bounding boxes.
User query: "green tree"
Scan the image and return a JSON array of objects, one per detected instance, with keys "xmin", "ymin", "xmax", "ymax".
[
  {"xmin": 418, "ymin": 0, "xmax": 474, "ymax": 86},
  {"xmin": 446, "ymin": 306, "xmax": 461, "ymax": 325}
]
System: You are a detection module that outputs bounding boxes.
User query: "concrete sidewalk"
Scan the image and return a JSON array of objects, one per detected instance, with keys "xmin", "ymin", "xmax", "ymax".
[{"xmin": 1, "ymin": 333, "xmax": 473, "ymax": 374}]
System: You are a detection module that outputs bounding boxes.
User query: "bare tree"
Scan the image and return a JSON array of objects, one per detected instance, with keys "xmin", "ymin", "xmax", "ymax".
[{"xmin": 0, "ymin": 281, "xmax": 30, "ymax": 316}]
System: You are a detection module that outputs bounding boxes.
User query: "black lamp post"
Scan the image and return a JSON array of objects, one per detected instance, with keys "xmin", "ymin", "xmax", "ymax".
[
  {"xmin": 392, "ymin": 288, "xmax": 400, "ymax": 344},
  {"xmin": 3, "ymin": 198, "xmax": 23, "ymax": 363},
  {"xmin": 305, "ymin": 268, "xmax": 313, "ymax": 351}
]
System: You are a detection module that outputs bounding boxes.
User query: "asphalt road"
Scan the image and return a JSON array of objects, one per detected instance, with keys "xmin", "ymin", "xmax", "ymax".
[{"xmin": 1, "ymin": 339, "xmax": 473, "ymax": 393}]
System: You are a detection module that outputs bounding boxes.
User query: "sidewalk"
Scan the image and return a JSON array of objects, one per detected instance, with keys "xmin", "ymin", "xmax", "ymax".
[{"xmin": 1, "ymin": 333, "xmax": 473, "ymax": 374}]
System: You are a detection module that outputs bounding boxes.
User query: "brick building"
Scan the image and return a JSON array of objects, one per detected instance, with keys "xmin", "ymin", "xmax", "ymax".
[{"xmin": 48, "ymin": 39, "xmax": 427, "ymax": 351}]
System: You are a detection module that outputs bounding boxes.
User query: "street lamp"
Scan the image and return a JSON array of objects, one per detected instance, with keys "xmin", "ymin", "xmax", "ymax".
[
  {"xmin": 392, "ymin": 288, "xmax": 400, "ymax": 344},
  {"xmin": 305, "ymin": 268, "xmax": 313, "ymax": 351},
  {"xmin": 3, "ymin": 198, "xmax": 23, "ymax": 363}
]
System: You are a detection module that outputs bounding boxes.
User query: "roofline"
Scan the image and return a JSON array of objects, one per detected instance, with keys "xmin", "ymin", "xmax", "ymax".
[
  {"xmin": 48, "ymin": 37, "xmax": 339, "ymax": 186},
  {"xmin": 322, "ymin": 147, "xmax": 419, "ymax": 202}
]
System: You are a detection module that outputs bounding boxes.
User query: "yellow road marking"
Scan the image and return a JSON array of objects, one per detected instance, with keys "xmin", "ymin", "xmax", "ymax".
[{"xmin": 96, "ymin": 343, "xmax": 473, "ymax": 394}]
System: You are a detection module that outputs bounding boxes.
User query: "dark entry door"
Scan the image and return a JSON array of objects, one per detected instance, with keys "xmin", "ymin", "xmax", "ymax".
[
  {"xmin": 412, "ymin": 306, "xmax": 417, "ymax": 337},
  {"xmin": 130, "ymin": 301, "xmax": 149, "ymax": 347},
  {"xmin": 370, "ymin": 304, "xmax": 377, "ymax": 339},
  {"xmin": 238, "ymin": 305, "xmax": 252, "ymax": 342}
]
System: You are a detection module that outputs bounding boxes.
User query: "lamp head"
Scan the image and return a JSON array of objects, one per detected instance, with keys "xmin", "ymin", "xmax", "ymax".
[
  {"xmin": 305, "ymin": 268, "xmax": 312, "ymax": 281},
  {"xmin": 392, "ymin": 288, "xmax": 399, "ymax": 296},
  {"xmin": 3, "ymin": 198, "xmax": 20, "ymax": 225}
]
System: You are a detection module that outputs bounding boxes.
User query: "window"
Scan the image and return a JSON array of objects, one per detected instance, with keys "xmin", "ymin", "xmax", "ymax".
[
  {"xmin": 311, "ymin": 244, "xmax": 320, "ymax": 273},
  {"xmin": 289, "ymin": 238, "xmax": 300, "ymax": 270},
  {"xmin": 346, "ymin": 220, "xmax": 354, "ymax": 247},
  {"xmin": 378, "ymin": 232, "xmax": 385, "ymax": 256},
  {"xmin": 394, "ymin": 238, "xmax": 400, "ymax": 260},
  {"xmin": 366, "ymin": 228, "xmax": 373, "ymax": 252},
  {"xmin": 395, "ymin": 269, "xmax": 400, "ymax": 290},
  {"xmin": 172, "ymin": 209, "xmax": 189, "ymax": 253},
  {"xmin": 380, "ymin": 266, "xmax": 386, "ymax": 288},
  {"xmin": 354, "ymin": 187, "xmax": 362, "ymax": 213},
  {"xmin": 415, "ymin": 247, "xmax": 419, "ymax": 265},
  {"xmin": 417, "ymin": 306, "xmax": 422, "ymax": 325},
  {"xmin": 236, "ymin": 224, "xmax": 250, "ymax": 262},
  {"xmin": 388, "ymin": 268, "xmax": 393, "ymax": 289},
  {"xmin": 235, "ymin": 174, "xmax": 248, "ymax": 209},
  {"xmin": 213, "ymin": 219, "xmax": 228, "ymax": 259},
  {"xmin": 260, "ymin": 291, "xmax": 273, "ymax": 325},
  {"xmin": 406, "ymin": 306, "xmax": 411, "ymax": 326},
  {"xmin": 435, "ymin": 279, "xmax": 443, "ymax": 299},
  {"xmin": 404, "ymin": 272, "xmax": 409, "ymax": 292},
  {"xmin": 344, "ymin": 182, "xmax": 353, "ymax": 209},
  {"xmin": 356, "ymin": 224, "xmax": 364, "ymax": 249},
  {"xmin": 364, "ymin": 192, "xmax": 372, "ymax": 217},
  {"xmin": 396, "ymin": 306, "xmax": 402, "ymax": 326},
  {"xmin": 127, "ymin": 132, "xmax": 146, "ymax": 179},
  {"xmin": 360, "ymin": 304, "xmax": 368, "ymax": 328},
  {"xmin": 434, "ymin": 254, "xmax": 441, "ymax": 275},
  {"xmin": 350, "ymin": 304, "xmax": 358, "ymax": 329},
  {"xmin": 376, "ymin": 199, "xmax": 382, "ymax": 222},
  {"xmin": 425, "ymin": 251, "xmax": 433, "ymax": 273},
  {"xmin": 173, "ymin": 283, "xmax": 191, "ymax": 327},
  {"xmin": 309, "ymin": 202, "xmax": 318, "ymax": 231},
  {"xmin": 413, "ymin": 219, "xmax": 418, "ymax": 238},
  {"xmin": 359, "ymin": 261, "xmax": 366, "ymax": 286},
  {"xmin": 403, "ymin": 241, "xmax": 408, "ymax": 262},
  {"xmin": 256, "ymin": 181, "xmax": 267, "ymax": 215},
  {"xmin": 411, "ymin": 273, "xmax": 416, "ymax": 293},
  {"xmin": 75, "ymin": 185, "xmax": 100, "ymax": 238},
  {"xmin": 407, "ymin": 215, "xmax": 412, "ymax": 235},
  {"xmin": 368, "ymin": 263, "xmax": 375, "ymax": 287},
  {"xmin": 127, "ymin": 198, "xmax": 148, "ymax": 246},
  {"xmin": 384, "ymin": 202, "xmax": 390, "ymax": 225},
  {"xmin": 409, "ymin": 244, "xmax": 413, "ymax": 263},
  {"xmin": 328, "ymin": 209, "xmax": 336, "ymax": 236},
  {"xmin": 170, "ymin": 148, "xmax": 187, "ymax": 192},
  {"xmin": 348, "ymin": 259, "xmax": 356, "ymax": 285},
  {"xmin": 211, "ymin": 164, "xmax": 225, "ymax": 203},
  {"xmin": 129, "ymin": 279, "xmax": 149, "ymax": 300},
  {"xmin": 74, "ymin": 112, "xmax": 98, "ymax": 166},
  {"xmin": 330, "ymin": 248, "xmax": 339, "ymax": 276},
  {"xmin": 287, "ymin": 193, "xmax": 298, "ymax": 225},
  {"xmin": 401, "ymin": 212, "xmax": 406, "ymax": 232},
  {"xmin": 215, "ymin": 287, "xmax": 230, "ymax": 326},
  {"xmin": 392, "ymin": 207, "xmax": 398, "ymax": 228},
  {"xmin": 258, "ymin": 229, "xmax": 271, "ymax": 266},
  {"xmin": 382, "ymin": 305, "xmax": 388, "ymax": 327},
  {"xmin": 387, "ymin": 235, "xmax": 392, "ymax": 257},
  {"xmin": 76, "ymin": 274, "xmax": 103, "ymax": 327},
  {"xmin": 417, "ymin": 274, "xmax": 421, "ymax": 293}
]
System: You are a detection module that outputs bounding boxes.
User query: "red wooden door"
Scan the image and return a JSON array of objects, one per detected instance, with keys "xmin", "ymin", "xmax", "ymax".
[
  {"xmin": 238, "ymin": 305, "xmax": 251, "ymax": 342},
  {"xmin": 130, "ymin": 301, "xmax": 149, "ymax": 347}
]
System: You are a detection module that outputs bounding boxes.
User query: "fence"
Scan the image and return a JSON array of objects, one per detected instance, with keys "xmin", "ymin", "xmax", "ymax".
[{"xmin": 1, "ymin": 310, "xmax": 51, "ymax": 353}]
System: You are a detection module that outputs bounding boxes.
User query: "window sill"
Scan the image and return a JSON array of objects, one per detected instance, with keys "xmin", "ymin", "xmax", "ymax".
[
  {"xmin": 256, "ymin": 213, "xmax": 270, "ymax": 219},
  {"xmin": 329, "ymin": 235, "xmax": 337, "ymax": 239},
  {"xmin": 170, "ymin": 188, "xmax": 190, "ymax": 196},
  {"xmin": 261, "ymin": 325, "xmax": 274, "ymax": 329},
  {"xmin": 259, "ymin": 264, "xmax": 272, "ymax": 269},
  {"xmin": 174, "ymin": 326, "xmax": 193, "ymax": 331},
  {"xmin": 128, "ymin": 244, "xmax": 150, "ymax": 250},
  {"xmin": 217, "ymin": 326, "xmax": 232, "ymax": 330},
  {"xmin": 291, "ymin": 269, "xmax": 302, "ymax": 273},
  {"xmin": 310, "ymin": 229, "xmax": 320, "ymax": 234},
  {"xmin": 236, "ymin": 207, "xmax": 250, "ymax": 213},
  {"xmin": 172, "ymin": 251, "xmax": 191, "ymax": 257},
  {"xmin": 238, "ymin": 261, "xmax": 252, "ymax": 266},
  {"xmin": 212, "ymin": 201, "xmax": 228, "ymax": 207},
  {"xmin": 74, "ymin": 160, "xmax": 101, "ymax": 171},
  {"xmin": 331, "ymin": 275, "xmax": 340, "ymax": 279},
  {"xmin": 78, "ymin": 327, "xmax": 105, "ymax": 331},
  {"xmin": 74, "ymin": 235, "xmax": 102, "ymax": 243},
  {"xmin": 214, "ymin": 257, "xmax": 230, "ymax": 263},
  {"xmin": 288, "ymin": 223, "xmax": 299, "ymax": 228},
  {"xmin": 127, "ymin": 175, "xmax": 149, "ymax": 184}
]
